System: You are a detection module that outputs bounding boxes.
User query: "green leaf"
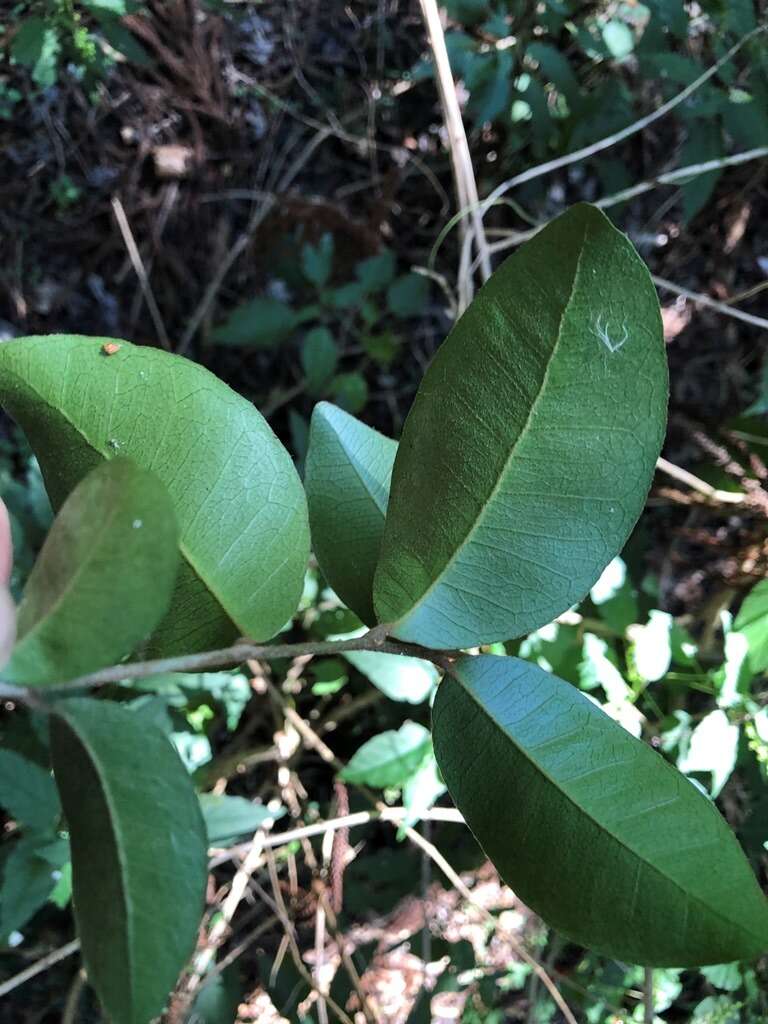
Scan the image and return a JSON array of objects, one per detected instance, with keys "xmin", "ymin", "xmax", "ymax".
[
  {"xmin": 527, "ymin": 42, "xmax": 581, "ymax": 103},
  {"xmin": 83, "ymin": 0, "xmax": 128, "ymax": 15},
  {"xmin": 5, "ymin": 458, "xmax": 178, "ymax": 685},
  {"xmin": 10, "ymin": 18, "xmax": 61, "ymax": 88},
  {"xmin": 579, "ymin": 632, "xmax": 631, "ymax": 705},
  {"xmin": 590, "ymin": 556, "xmax": 639, "ymax": 633},
  {"xmin": 734, "ymin": 580, "xmax": 768, "ymax": 674},
  {"xmin": 466, "ymin": 50, "xmax": 513, "ymax": 124},
  {"xmin": 679, "ymin": 121, "xmax": 723, "ymax": 223},
  {"xmin": 677, "ymin": 710, "xmax": 739, "ymax": 798},
  {"xmin": 693, "ymin": 996, "xmax": 740, "ymax": 1023},
  {"xmin": 301, "ymin": 326, "xmax": 339, "ymax": 397},
  {"xmin": 200, "ymin": 793, "xmax": 283, "ymax": 847},
  {"xmin": 387, "ymin": 273, "xmax": 429, "ymax": 318},
  {"xmin": 0, "ymin": 835, "xmax": 69, "ymax": 939},
  {"xmin": 0, "ymin": 335, "xmax": 309, "ymax": 654},
  {"xmin": 50, "ymin": 697, "xmax": 208, "ymax": 1024},
  {"xmin": 190, "ymin": 967, "xmax": 242, "ymax": 1024},
  {"xmin": 374, "ymin": 204, "xmax": 668, "ymax": 648},
  {"xmin": 211, "ymin": 297, "xmax": 298, "ymax": 348},
  {"xmin": 328, "ymin": 280, "xmax": 367, "ymax": 310},
  {"xmin": 432, "ymin": 654, "xmax": 768, "ymax": 965},
  {"xmin": 701, "ymin": 962, "xmax": 742, "ymax": 992},
  {"xmin": 305, "ymin": 402, "xmax": 396, "ymax": 624},
  {"xmin": 331, "ymin": 372, "xmax": 368, "ymax": 414},
  {"xmin": 0, "ymin": 748, "xmax": 60, "ymax": 832},
  {"xmin": 401, "ymin": 745, "xmax": 446, "ymax": 828},
  {"xmin": 302, "ymin": 233, "xmax": 334, "ymax": 288},
  {"xmin": 340, "ymin": 721, "xmax": 432, "ymax": 788},
  {"xmin": 355, "ymin": 250, "xmax": 396, "ymax": 293},
  {"xmin": 98, "ymin": 19, "xmax": 154, "ymax": 67},
  {"xmin": 344, "ymin": 650, "xmax": 438, "ymax": 704},
  {"xmin": 601, "ymin": 20, "xmax": 635, "ymax": 60},
  {"xmin": 631, "ymin": 610, "xmax": 673, "ymax": 683}
]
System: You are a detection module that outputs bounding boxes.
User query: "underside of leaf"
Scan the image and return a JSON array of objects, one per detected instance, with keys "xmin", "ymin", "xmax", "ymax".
[{"xmin": 432, "ymin": 654, "xmax": 768, "ymax": 966}]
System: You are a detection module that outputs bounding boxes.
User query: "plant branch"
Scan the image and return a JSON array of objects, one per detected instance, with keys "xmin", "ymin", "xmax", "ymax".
[
  {"xmin": 652, "ymin": 275, "xmax": 768, "ymax": 331},
  {"xmin": 595, "ymin": 146, "xmax": 768, "ymax": 212},
  {"xmin": 0, "ymin": 939, "xmax": 81, "ymax": 999},
  {"xmin": 656, "ymin": 456, "xmax": 746, "ymax": 505},
  {"xmin": 209, "ymin": 806, "xmax": 466, "ymax": 867},
  {"xmin": 0, "ymin": 628, "xmax": 454, "ymax": 702}
]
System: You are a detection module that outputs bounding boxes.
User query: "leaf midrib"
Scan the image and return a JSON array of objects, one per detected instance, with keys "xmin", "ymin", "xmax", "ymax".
[
  {"xmin": 449, "ymin": 664, "xmax": 765, "ymax": 946},
  {"xmin": 6, "ymin": 374, "xmax": 244, "ymax": 635},
  {"xmin": 390, "ymin": 219, "xmax": 589, "ymax": 629},
  {"xmin": 336, "ymin": 431, "xmax": 394, "ymax": 519}
]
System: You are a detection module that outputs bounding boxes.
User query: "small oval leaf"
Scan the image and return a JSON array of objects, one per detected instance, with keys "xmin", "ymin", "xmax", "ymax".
[
  {"xmin": 51, "ymin": 698, "xmax": 208, "ymax": 1024},
  {"xmin": 0, "ymin": 335, "xmax": 310, "ymax": 653},
  {"xmin": 375, "ymin": 204, "xmax": 668, "ymax": 648},
  {"xmin": 305, "ymin": 402, "xmax": 396, "ymax": 624},
  {"xmin": 340, "ymin": 721, "xmax": 431, "ymax": 789},
  {"xmin": 5, "ymin": 458, "xmax": 178, "ymax": 685},
  {"xmin": 432, "ymin": 654, "xmax": 768, "ymax": 966}
]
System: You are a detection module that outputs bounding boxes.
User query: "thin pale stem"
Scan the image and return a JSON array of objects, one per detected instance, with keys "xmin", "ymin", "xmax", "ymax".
[
  {"xmin": 418, "ymin": 0, "xmax": 491, "ymax": 309},
  {"xmin": 0, "ymin": 939, "xmax": 81, "ymax": 999},
  {"xmin": 652, "ymin": 275, "xmax": 768, "ymax": 331}
]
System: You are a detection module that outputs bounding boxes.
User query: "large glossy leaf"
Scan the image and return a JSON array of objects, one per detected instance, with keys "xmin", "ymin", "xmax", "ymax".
[
  {"xmin": 0, "ymin": 335, "xmax": 310, "ymax": 653},
  {"xmin": 374, "ymin": 204, "xmax": 668, "ymax": 648},
  {"xmin": 305, "ymin": 402, "xmax": 396, "ymax": 624},
  {"xmin": 432, "ymin": 654, "xmax": 768, "ymax": 966},
  {"xmin": 5, "ymin": 458, "xmax": 178, "ymax": 685},
  {"xmin": 50, "ymin": 697, "xmax": 208, "ymax": 1024}
]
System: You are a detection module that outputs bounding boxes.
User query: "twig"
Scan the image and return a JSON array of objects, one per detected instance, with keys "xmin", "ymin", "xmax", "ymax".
[
  {"xmin": 319, "ymin": 889, "xmax": 379, "ymax": 1024},
  {"xmin": 314, "ymin": 892, "xmax": 330, "ymax": 1024},
  {"xmin": 595, "ymin": 147, "xmax": 768, "ymax": 212},
  {"xmin": 401, "ymin": 823, "xmax": 579, "ymax": 1024},
  {"xmin": 0, "ymin": 938, "xmax": 80, "ymax": 999},
  {"xmin": 61, "ymin": 968, "xmax": 87, "ymax": 1024},
  {"xmin": 418, "ymin": 0, "xmax": 491, "ymax": 309},
  {"xmin": 110, "ymin": 197, "xmax": 171, "ymax": 351},
  {"xmin": 477, "ymin": 24, "xmax": 766, "ymax": 215},
  {"xmin": 264, "ymin": 850, "xmax": 355, "ymax": 1024},
  {"xmin": 198, "ymin": 914, "xmax": 279, "ymax": 983},
  {"xmin": 0, "ymin": 627, "xmax": 452, "ymax": 701},
  {"xmin": 186, "ymin": 824, "xmax": 274, "ymax": 996},
  {"xmin": 209, "ymin": 806, "xmax": 466, "ymax": 867},
  {"xmin": 652, "ymin": 275, "xmax": 768, "ymax": 330},
  {"xmin": 656, "ymin": 456, "xmax": 746, "ymax": 505}
]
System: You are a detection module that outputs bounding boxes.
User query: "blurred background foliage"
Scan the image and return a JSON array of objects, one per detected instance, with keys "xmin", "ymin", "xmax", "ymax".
[{"xmin": 1, "ymin": 1, "xmax": 768, "ymax": 1021}]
